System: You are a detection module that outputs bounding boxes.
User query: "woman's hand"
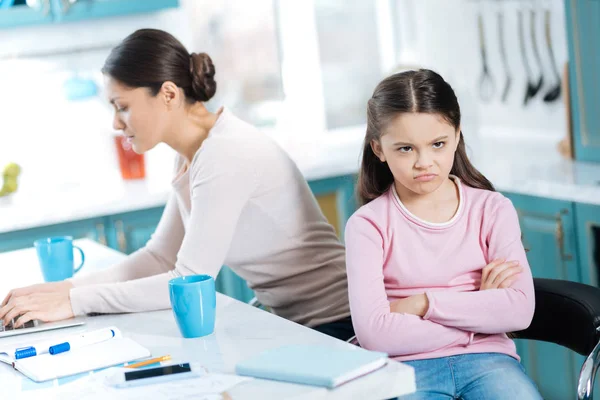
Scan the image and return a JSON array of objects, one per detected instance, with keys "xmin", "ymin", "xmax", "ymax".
[
  {"xmin": 0, "ymin": 281, "xmax": 74, "ymax": 327},
  {"xmin": 480, "ymin": 259, "xmax": 522, "ymax": 290},
  {"xmin": 390, "ymin": 294, "xmax": 429, "ymax": 317}
]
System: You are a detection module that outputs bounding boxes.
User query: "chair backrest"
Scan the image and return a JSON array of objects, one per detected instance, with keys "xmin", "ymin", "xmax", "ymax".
[{"xmin": 511, "ymin": 278, "xmax": 600, "ymax": 356}]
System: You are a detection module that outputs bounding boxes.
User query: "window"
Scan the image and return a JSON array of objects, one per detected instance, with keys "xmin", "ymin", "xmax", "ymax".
[
  {"xmin": 313, "ymin": 0, "xmax": 385, "ymax": 129},
  {"xmin": 193, "ymin": 0, "xmax": 284, "ymax": 127}
]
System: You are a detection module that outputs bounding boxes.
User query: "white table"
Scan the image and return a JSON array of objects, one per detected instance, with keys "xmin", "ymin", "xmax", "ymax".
[{"xmin": 0, "ymin": 239, "xmax": 415, "ymax": 399}]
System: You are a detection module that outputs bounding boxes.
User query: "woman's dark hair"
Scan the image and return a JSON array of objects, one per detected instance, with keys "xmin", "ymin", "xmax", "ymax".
[
  {"xmin": 102, "ymin": 29, "xmax": 216, "ymax": 103},
  {"xmin": 358, "ymin": 69, "xmax": 494, "ymax": 205}
]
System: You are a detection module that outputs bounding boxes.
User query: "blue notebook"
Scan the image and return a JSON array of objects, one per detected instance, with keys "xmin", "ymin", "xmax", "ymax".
[{"xmin": 235, "ymin": 345, "xmax": 388, "ymax": 388}]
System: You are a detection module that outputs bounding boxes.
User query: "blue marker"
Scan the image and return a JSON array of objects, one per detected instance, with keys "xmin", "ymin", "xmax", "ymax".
[
  {"xmin": 49, "ymin": 328, "xmax": 116, "ymax": 355},
  {"xmin": 14, "ymin": 344, "xmax": 51, "ymax": 360}
]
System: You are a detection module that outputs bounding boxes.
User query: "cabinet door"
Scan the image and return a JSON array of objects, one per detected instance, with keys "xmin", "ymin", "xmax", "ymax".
[
  {"xmin": 505, "ymin": 193, "xmax": 579, "ymax": 282},
  {"xmin": 107, "ymin": 207, "xmax": 164, "ymax": 254},
  {"xmin": 575, "ymin": 203, "xmax": 600, "ymax": 287},
  {"xmin": 50, "ymin": 0, "xmax": 178, "ymax": 23},
  {"xmin": 504, "ymin": 192, "xmax": 580, "ymax": 400},
  {"xmin": 0, "ymin": 217, "xmax": 108, "ymax": 253},
  {"xmin": 215, "ymin": 266, "xmax": 255, "ymax": 303},
  {"xmin": 574, "ymin": 202, "xmax": 600, "ymax": 394},
  {"xmin": 564, "ymin": 0, "xmax": 600, "ymax": 162},
  {"xmin": 0, "ymin": 0, "xmax": 53, "ymax": 29},
  {"xmin": 308, "ymin": 174, "xmax": 357, "ymax": 241}
]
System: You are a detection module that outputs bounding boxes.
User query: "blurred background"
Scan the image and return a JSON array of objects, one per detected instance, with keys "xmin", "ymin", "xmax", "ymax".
[
  {"xmin": 0, "ymin": 0, "xmax": 570, "ymax": 197},
  {"xmin": 0, "ymin": 2, "xmax": 599, "ymax": 399}
]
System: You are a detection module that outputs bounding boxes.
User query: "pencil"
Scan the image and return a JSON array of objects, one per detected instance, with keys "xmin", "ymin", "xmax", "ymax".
[{"xmin": 125, "ymin": 355, "xmax": 172, "ymax": 369}]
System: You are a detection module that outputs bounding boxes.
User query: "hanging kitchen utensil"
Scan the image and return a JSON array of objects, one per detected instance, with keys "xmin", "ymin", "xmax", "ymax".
[
  {"xmin": 497, "ymin": 10, "xmax": 511, "ymax": 102},
  {"xmin": 529, "ymin": 8, "xmax": 545, "ymax": 98},
  {"xmin": 518, "ymin": 9, "xmax": 542, "ymax": 106},
  {"xmin": 478, "ymin": 11, "xmax": 495, "ymax": 102},
  {"xmin": 543, "ymin": 8, "xmax": 561, "ymax": 102}
]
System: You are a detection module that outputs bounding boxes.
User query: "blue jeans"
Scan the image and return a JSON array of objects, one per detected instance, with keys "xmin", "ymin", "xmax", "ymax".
[{"xmin": 398, "ymin": 353, "xmax": 542, "ymax": 400}]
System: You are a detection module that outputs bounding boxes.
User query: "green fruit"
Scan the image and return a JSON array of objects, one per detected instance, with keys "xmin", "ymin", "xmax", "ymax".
[
  {"xmin": 3, "ymin": 162, "xmax": 21, "ymax": 178},
  {"xmin": 2, "ymin": 177, "xmax": 17, "ymax": 193}
]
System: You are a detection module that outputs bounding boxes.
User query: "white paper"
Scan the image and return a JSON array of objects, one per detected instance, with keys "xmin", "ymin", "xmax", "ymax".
[
  {"xmin": 16, "ymin": 337, "xmax": 150, "ymax": 382},
  {"xmin": 23, "ymin": 367, "xmax": 252, "ymax": 400}
]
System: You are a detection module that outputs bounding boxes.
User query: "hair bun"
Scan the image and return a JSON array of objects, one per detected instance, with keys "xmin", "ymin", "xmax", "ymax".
[{"xmin": 189, "ymin": 52, "xmax": 217, "ymax": 102}]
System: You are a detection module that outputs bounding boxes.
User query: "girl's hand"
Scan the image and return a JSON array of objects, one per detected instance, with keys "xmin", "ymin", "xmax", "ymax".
[
  {"xmin": 480, "ymin": 259, "xmax": 522, "ymax": 290},
  {"xmin": 390, "ymin": 294, "xmax": 429, "ymax": 317}
]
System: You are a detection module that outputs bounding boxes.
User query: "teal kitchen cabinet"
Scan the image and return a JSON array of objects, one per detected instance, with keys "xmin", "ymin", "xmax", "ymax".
[
  {"xmin": 0, "ymin": 217, "xmax": 109, "ymax": 253},
  {"xmin": 575, "ymin": 203, "xmax": 600, "ymax": 287},
  {"xmin": 105, "ymin": 206, "xmax": 164, "ymax": 255},
  {"xmin": 215, "ymin": 267, "xmax": 255, "ymax": 304},
  {"xmin": 308, "ymin": 174, "xmax": 357, "ymax": 241},
  {"xmin": 503, "ymin": 193, "xmax": 580, "ymax": 282},
  {"xmin": 574, "ymin": 203, "xmax": 600, "ymax": 395},
  {"xmin": 565, "ymin": 0, "xmax": 600, "ymax": 162},
  {"xmin": 0, "ymin": 1, "xmax": 53, "ymax": 29},
  {"xmin": 50, "ymin": 0, "xmax": 178, "ymax": 24},
  {"xmin": 0, "ymin": 0, "xmax": 178, "ymax": 29},
  {"xmin": 503, "ymin": 192, "xmax": 581, "ymax": 400}
]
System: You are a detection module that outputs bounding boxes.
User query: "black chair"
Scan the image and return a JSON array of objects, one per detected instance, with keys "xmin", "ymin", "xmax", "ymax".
[
  {"xmin": 345, "ymin": 278, "xmax": 600, "ymax": 400},
  {"xmin": 511, "ymin": 278, "xmax": 600, "ymax": 400}
]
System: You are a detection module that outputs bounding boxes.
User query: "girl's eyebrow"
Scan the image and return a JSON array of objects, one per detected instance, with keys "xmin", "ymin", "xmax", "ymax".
[
  {"xmin": 429, "ymin": 135, "xmax": 449, "ymax": 143},
  {"xmin": 392, "ymin": 135, "xmax": 448, "ymax": 147}
]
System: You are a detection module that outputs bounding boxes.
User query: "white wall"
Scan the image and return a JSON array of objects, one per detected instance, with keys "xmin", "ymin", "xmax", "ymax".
[{"xmin": 394, "ymin": 0, "xmax": 569, "ymax": 141}]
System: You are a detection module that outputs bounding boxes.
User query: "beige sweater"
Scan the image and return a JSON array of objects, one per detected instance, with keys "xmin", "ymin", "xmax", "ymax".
[{"xmin": 69, "ymin": 109, "xmax": 350, "ymax": 327}]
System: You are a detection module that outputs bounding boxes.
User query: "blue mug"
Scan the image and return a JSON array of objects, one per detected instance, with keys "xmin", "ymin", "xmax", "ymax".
[
  {"xmin": 169, "ymin": 275, "xmax": 216, "ymax": 338},
  {"xmin": 34, "ymin": 236, "xmax": 85, "ymax": 282}
]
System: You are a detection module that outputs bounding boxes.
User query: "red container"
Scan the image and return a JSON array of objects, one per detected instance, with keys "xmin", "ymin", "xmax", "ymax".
[{"xmin": 113, "ymin": 135, "xmax": 145, "ymax": 180}]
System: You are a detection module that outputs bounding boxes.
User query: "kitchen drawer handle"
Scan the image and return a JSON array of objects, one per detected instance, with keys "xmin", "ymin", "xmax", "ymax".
[
  {"xmin": 60, "ymin": 0, "xmax": 76, "ymax": 13},
  {"xmin": 115, "ymin": 220, "xmax": 127, "ymax": 253},
  {"xmin": 95, "ymin": 223, "xmax": 107, "ymax": 246},
  {"xmin": 42, "ymin": 0, "xmax": 51, "ymax": 16},
  {"xmin": 555, "ymin": 218, "xmax": 573, "ymax": 261}
]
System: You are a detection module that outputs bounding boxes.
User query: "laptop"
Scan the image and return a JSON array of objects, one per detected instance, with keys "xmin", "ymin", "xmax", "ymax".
[{"xmin": 0, "ymin": 317, "xmax": 86, "ymax": 338}]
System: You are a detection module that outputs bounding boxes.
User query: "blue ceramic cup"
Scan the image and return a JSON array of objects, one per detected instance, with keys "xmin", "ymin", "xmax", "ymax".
[
  {"xmin": 169, "ymin": 275, "xmax": 216, "ymax": 338},
  {"xmin": 34, "ymin": 236, "xmax": 85, "ymax": 282}
]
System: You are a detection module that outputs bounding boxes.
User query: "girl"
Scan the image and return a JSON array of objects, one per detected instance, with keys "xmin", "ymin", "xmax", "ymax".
[
  {"xmin": 345, "ymin": 69, "xmax": 542, "ymax": 399},
  {"xmin": 0, "ymin": 29, "xmax": 353, "ymax": 341}
]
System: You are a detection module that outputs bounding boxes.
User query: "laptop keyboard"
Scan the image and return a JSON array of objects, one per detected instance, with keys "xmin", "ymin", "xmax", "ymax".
[{"xmin": 0, "ymin": 319, "xmax": 36, "ymax": 332}]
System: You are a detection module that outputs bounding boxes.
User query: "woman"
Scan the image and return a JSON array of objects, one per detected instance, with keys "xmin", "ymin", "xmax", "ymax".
[{"xmin": 0, "ymin": 29, "xmax": 352, "ymax": 340}]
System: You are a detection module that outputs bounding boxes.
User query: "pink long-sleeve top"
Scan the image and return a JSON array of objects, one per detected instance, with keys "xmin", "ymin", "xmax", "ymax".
[{"xmin": 344, "ymin": 177, "xmax": 535, "ymax": 362}]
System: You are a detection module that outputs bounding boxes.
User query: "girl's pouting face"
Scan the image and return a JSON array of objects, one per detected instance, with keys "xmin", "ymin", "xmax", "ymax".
[{"xmin": 372, "ymin": 112, "xmax": 460, "ymax": 197}]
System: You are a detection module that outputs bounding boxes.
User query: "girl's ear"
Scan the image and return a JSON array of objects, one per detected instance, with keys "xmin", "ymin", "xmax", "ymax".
[{"xmin": 370, "ymin": 140, "xmax": 386, "ymax": 162}]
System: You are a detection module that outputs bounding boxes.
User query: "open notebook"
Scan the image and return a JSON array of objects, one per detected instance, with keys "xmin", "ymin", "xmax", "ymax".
[
  {"xmin": 235, "ymin": 344, "xmax": 390, "ymax": 388},
  {"xmin": 0, "ymin": 326, "xmax": 150, "ymax": 382}
]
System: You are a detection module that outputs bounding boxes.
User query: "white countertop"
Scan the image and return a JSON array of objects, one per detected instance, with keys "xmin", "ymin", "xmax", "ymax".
[
  {"xmin": 1, "ymin": 128, "xmax": 599, "ymax": 234},
  {"xmin": 0, "ymin": 239, "xmax": 416, "ymax": 399}
]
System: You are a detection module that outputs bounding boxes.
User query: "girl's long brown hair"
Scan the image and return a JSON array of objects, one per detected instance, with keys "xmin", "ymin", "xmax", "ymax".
[{"xmin": 358, "ymin": 69, "xmax": 494, "ymax": 205}]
